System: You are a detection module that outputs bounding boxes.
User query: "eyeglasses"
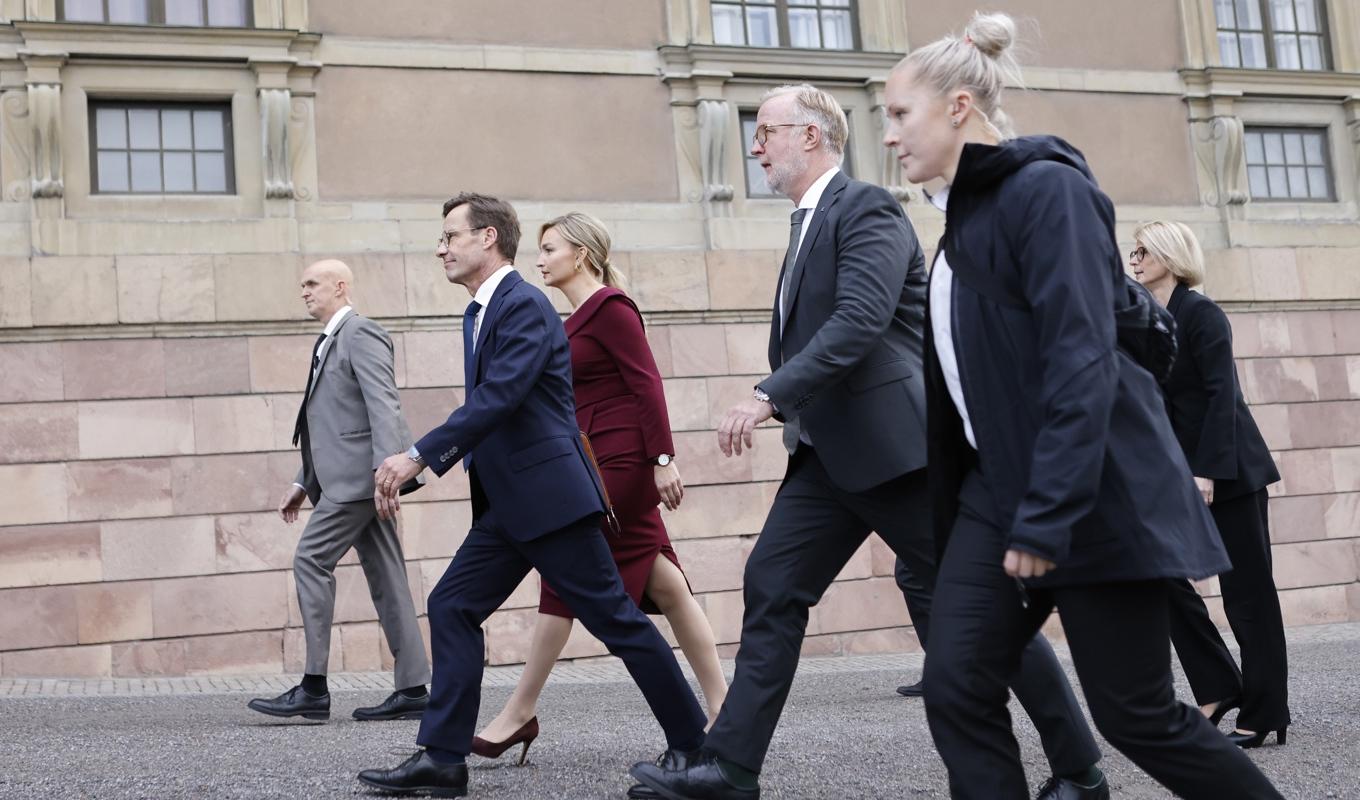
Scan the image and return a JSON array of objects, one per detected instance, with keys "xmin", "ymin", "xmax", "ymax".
[
  {"xmin": 437, "ymin": 226, "xmax": 487, "ymax": 248},
  {"xmin": 1128, "ymin": 246, "xmax": 1148, "ymax": 264},
  {"xmin": 752, "ymin": 122, "xmax": 808, "ymax": 146}
]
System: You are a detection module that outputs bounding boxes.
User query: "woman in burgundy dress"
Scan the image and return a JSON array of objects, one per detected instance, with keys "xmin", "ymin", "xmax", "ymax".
[{"xmin": 473, "ymin": 212, "xmax": 727, "ymax": 755}]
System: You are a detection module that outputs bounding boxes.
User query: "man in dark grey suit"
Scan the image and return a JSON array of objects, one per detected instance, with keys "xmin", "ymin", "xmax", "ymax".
[
  {"xmin": 247, "ymin": 259, "xmax": 430, "ymax": 723},
  {"xmin": 632, "ymin": 85, "xmax": 1104, "ymax": 800}
]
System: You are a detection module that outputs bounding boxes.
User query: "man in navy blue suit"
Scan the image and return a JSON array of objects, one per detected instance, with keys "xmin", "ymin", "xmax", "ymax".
[{"xmin": 356, "ymin": 193, "xmax": 707, "ymax": 797}]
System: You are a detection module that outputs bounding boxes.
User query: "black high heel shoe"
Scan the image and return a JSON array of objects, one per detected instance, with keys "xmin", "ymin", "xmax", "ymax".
[
  {"xmin": 1207, "ymin": 695, "xmax": 1242, "ymax": 727},
  {"xmin": 1227, "ymin": 726, "xmax": 1287, "ymax": 748}
]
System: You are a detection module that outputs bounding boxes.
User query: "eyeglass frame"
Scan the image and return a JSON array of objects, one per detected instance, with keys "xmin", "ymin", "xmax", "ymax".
[
  {"xmin": 752, "ymin": 122, "xmax": 810, "ymax": 147},
  {"xmin": 437, "ymin": 226, "xmax": 488, "ymax": 249},
  {"xmin": 1128, "ymin": 245, "xmax": 1149, "ymax": 264}
]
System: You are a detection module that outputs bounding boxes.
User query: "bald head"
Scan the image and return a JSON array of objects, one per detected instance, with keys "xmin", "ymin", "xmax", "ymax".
[{"xmin": 300, "ymin": 259, "xmax": 354, "ymax": 323}]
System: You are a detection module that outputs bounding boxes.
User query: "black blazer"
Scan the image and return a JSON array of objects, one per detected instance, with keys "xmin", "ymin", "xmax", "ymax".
[
  {"xmin": 758, "ymin": 170, "xmax": 928, "ymax": 493},
  {"xmin": 1163, "ymin": 283, "xmax": 1280, "ymax": 500}
]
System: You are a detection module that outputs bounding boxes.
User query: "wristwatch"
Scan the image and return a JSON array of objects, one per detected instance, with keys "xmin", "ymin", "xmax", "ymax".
[
  {"xmin": 753, "ymin": 387, "xmax": 772, "ymax": 404},
  {"xmin": 405, "ymin": 445, "xmax": 425, "ymax": 467},
  {"xmin": 653, "ymin": 454, "xmax": 673, "ymax": 467}
]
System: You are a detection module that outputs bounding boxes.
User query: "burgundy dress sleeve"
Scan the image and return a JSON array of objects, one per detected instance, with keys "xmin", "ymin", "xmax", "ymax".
[{"xmin": 587, "ymin": 294, "xmax": 676, "ymax": 458}]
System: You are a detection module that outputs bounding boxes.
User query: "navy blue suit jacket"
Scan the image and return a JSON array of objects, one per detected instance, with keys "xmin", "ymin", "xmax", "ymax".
[{"xmin": 413, "ymin": 271, "xmax": 607, "ymax": 540}]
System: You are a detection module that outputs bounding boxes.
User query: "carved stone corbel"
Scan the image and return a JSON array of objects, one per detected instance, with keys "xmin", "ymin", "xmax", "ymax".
[
  {"xmin": 260, "ymin": 87, "xmax": 294, "ymax": 199},
  {"xmin": 1343, "ymin": 96, "xmax": 1360, "ymax": 201},
  {"xmin": 1191, "ymin": 114, "xmax": 1249, "ymax": 207},
  {"xmin": 871, "ymin": 104, "xmax": 915, "ymax": 203},
  {"xmin": 697, "ymin": 98, "xmax": 733, "ymax": 202}
]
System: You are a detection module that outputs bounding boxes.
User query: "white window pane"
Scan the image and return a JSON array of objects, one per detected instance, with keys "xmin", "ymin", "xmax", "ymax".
[
  {"xmin": 1273, "ymin": 35, "xmax": 1301, "ymax": 69},
  {"xmin": 1307, "ymin": 167, "xmax": 1328, "ymax": 198},
  {"xmin": 712, "ymin": 5, "xmax": 745, "ymax": 44},
  {"xmin": 823, "ymin": 0, "xmax": 851, "ymax": 5},
  {"xmin": 1299, "ymin": 36, "xmax": 1324, "ymax": 69},
  {"xmin": 746, "ymin": 157, "xmax": 772, "ymax": 196},
  {"xmin": 161, "ymin": 110, "xmax": 192, "ymax": 149},
  {"xmin": 1247, "ymin": 166, "xmax": 1269, "ymax": 197},
  {"xmin": 163, "ymin": 152, "xmax": 195, "ymax": 192},
  {"xmin": 742, "ymin": 117, "xmax": 758, "ymax": 149},
  {"xmin": 1234, "ymin": 0, "xmax": 1262, "ymax": 28},
  {"xmin": 1283, "ymin": 132, "xmax": 1304, "ymax": 164},
  {"xmin": 193, "ymin": 110, "xmax": 225, "ymax": 150},
  {"xmin": 1217, "ymin": 32, "xmax": 1241, "ymax": 66},
  {"xmin": 63, "ymin": 0, "xmax": 105, "ymax": 21},
  {"xmin": 788, "ymin": 8, "xmax": 820, "ymax": 47},
  {"xmin": 788, "ymin": 0, "xmax": 816, "ymax": 5},
  {"xmin": 164, "ymin": 0, "xmax": 205, "ymax": 25},
  {"xmin": 1245, "ymin": 132, "xmax": 1264, "ymax": 163},
  {"xmin": 97, "ymin": 152, "xmax": 129, "ymax": 192},
  {"xmin": 207, "ymin": 0, "xmax": 248, "ymax": 26},
  {"xmin": 1302, "ymin": 133, "xmax": 1324, "ymax": 165},
  {"xmin": 821, "ymin": 10, "xmax": 853, "ymax": 50},
  {"xmin": 1266, "ymin": 166, "xmax": 1288, "ymax": 196},
  {"xmin": 130, "ymin": 151, "xmax": 162, "ymax": 192},
  {"xmin": 1269, "ymin": 0, "xmax": 1296, "ymax": 30},
  {"xmin": 747, "ymin": 5, "xmax": 778, "ymax": 47},
  {"xmin": 195, "ymin": 152, "xmax": 227, "ymax": 191},
  {"xmin": 1213, "ymin": 0, "xmax": 1236, "ymax": 26},
  {"xmin": 95, "ymin": 108, "xmax": 127, "ymax": 149},
  {"xmin": 1240, "ymin": 33, "xmax": 1267, "ymax": 67},
  {"xmin": 1294, "ymin": 0, "xmax": 1318, "ymax": 31},
  {"xmin": 128, "ymin": 109, "xmax": 159, "ymax": 149},
  {"xmin": 108, "ymin": 0, "xmax": 149, "ymax": 23},
  {"xmin": 1287, "ymin": 166, "xmax": 1308, "ymax": 197},
  {"xmin": 1263, "ymin": 132, "xmax": 1284, "ymax": 163}
]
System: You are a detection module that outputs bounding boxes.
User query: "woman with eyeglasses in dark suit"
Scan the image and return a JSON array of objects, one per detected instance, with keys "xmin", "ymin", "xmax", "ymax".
[{"xmin": 1130, "ymin": 221, "xmax": 1289, "ymax": 749}]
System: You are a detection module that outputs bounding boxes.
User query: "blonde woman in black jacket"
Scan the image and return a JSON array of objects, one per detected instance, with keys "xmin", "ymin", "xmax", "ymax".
[{"xmin": 881, "ymin": 12, "xmax": 1283, "ymax": 800}]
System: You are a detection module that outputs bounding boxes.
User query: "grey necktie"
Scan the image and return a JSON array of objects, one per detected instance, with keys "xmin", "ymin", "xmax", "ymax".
[{"xmin": 780, "ymin": 207, "xmax": 809, "ymax": 326}]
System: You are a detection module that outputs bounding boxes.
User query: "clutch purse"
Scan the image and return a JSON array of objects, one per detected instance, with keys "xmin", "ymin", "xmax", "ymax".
[{"xmin": 578, "ymin": 430, "xmax": 622, "ymax": 534}]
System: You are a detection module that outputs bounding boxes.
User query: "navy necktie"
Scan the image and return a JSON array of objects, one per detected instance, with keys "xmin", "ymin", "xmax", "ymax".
[
  {"xmin": 463, "ymin": 299, "xmax": 482, "ymax": 389},
  {"xmin": 292, "ymin": 332, "xmax": 328, "ymax": 447}
]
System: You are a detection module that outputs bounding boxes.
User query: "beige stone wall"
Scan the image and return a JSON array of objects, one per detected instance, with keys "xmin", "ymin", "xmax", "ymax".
[{"xmin": 0, "ymin": 1, "xmax": 1357, "ymax": 678}]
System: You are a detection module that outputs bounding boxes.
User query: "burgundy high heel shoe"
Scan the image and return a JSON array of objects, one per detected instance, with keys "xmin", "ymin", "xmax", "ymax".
[{"xmin": 470, "ymin": 717, "xmax": 540, "ymax": 765}]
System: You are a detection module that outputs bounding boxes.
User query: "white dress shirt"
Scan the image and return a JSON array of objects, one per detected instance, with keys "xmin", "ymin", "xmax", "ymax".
[
  {"xmin": 312, "ymin": 305, "xmax": 353, "ymax": 390},
  {"xmin": 779, "ymin": 166, "xmax": 841, "ymax": 326},
  {"xmin": 470, "ymin": 264, "xmax": 518, "ymax": 351},
  {"xmin": 927, "ymin": 187, "xmax": 978, "ymax": 449}
]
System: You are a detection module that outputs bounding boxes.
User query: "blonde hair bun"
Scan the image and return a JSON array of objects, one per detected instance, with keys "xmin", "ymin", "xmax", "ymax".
[{"xmin": 965, "ymin": 12, "xmax": 1016, "ymax": 60}]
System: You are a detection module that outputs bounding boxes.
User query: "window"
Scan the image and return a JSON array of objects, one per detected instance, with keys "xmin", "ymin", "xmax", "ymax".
[
  {"xmin": 712, "ymin": 0, "xmax": 857, "ymax": 50},
  {"xmin": 90, "ymin": 102, "xmax": 235, "ymax": 194},
  {"xmin": 1244, "ymin": 127, "xmax": 1332, "ymax": 200},
  {"xmin": 58, "ymin": 0, "xmax": 251, "ymax": 26},
  {"xmin": 1213, "ymin": 0, "xmax": 1329, "ymax": 69},
  {"xmin": 740, "ymin": 111, "xmax": 853, "ymax": 198}
]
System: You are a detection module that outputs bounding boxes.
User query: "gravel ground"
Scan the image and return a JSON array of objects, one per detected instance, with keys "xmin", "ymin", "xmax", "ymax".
[{"xmin": 1, "ymin": 623, "xmax": 1357, "ymax": 799}]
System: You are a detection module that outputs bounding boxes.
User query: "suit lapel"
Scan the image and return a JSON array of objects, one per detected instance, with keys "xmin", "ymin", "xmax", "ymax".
[
  {"xmin": 780, "ymin": 171, "xmax": 848, "ymax": 337},
  {"xmin": 468, "ymin": 271, "xmax": 523, "ymax": 387},
  {"xmin": 309, "ymin": 312, "xmax": 355, "ymax": 398}
]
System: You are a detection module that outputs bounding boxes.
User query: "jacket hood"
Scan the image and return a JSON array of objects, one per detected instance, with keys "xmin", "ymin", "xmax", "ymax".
[{"xmin": 953, "ymin": 135, "xmax": 1095, "ymax": 193}]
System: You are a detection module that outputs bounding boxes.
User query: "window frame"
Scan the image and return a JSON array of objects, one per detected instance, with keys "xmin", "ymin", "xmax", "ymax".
[
  {"xmin": 711, "ymin": 0, "xmax": 861, "ymax": 50},
  {"xmin": 1213, "ymin": 0, "xmax": 1332, "ymax": 70},
  {"xmin": 56, "ymin": 0, "xmax": 254, "ymax": 27},
  {"xmin": 1242, "ymin": 124, "xmax": 1334, "ymax": 202},
  {"xmin": 88, "ymin": 99, "xmax": 237, "ymax": 196}
]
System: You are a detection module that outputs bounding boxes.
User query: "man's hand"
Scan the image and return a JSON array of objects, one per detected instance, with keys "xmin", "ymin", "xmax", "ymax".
[
  {"xmin": 655, "ymin": 462, "xmax": 684, "ymax": 511},
  {"xmin": 718, "ymin": 397, "xmax": 775, "ymax": 457},
  {"xmin": 1003, "ymin": 548, "xmax": 1055, "ymax": 579},
  {"xmin": 374, "ymin": 454, "xmax": 423, "ymax": 520},
  {"xmin": 1194, "ymin": 476, "xmax": 1215, "ymax": 506},
  {"xmin": 278, "ymin": 485, "xmax": 306, "ymax": 523}
]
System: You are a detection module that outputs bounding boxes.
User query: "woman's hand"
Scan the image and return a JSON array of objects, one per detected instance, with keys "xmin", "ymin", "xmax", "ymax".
[
  {"xmin": 1004, "ymin": 548, "xmax": 1055, "ymax": 579},
  {"xmin": 1194, "ymin": 476, "xmax": 1215, "ymax": 506},
  {"xmin": 655, "ymin": 462, "xmax": 684, "ymax": 511}
]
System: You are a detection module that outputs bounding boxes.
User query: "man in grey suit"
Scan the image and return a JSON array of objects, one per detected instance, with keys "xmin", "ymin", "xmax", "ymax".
[
  {"xmin": 632, "ymin": 85, "xmax": 1104, "ymax": 800},
  {"xmin": 247, "ymin": 259, "xmax": 431, "ymax": 723}
]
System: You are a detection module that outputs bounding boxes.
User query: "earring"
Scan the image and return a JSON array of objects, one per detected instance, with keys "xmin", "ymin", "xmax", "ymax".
[{"xmin": 951, "ymin": 118, "xmax": 960, "ymax": 128}]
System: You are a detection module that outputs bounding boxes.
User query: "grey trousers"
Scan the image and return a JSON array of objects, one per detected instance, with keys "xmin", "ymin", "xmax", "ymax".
[{"xmin": 293, "ymin": 494, "xmax": 430, "ymax": 690}]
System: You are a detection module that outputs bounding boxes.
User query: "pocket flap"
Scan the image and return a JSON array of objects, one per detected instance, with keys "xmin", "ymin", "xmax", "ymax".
[
  {"xmin": 339, "ymin": 428, "xmax": 371, "ymax": 438},
  {"xmin": 848, "ymin": 359, "xmax": 912, "ymax": 393},
  {"xmin": 509, "ymin": 436, "xmax": 574, "ymax": 472}
]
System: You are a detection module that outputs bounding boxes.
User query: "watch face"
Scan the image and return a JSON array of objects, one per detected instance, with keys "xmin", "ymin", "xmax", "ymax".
[{"xmin": 656, "ymin": 454, "xmax": 671, "ymax": 466}]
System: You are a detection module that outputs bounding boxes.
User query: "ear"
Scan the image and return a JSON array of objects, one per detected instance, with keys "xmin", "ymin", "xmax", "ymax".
[
  {"xmin": 803, "ymin": 123, "xmax": 823, "ymax": 152},
  {"xmin": 949, "ymin": 89, "xmax": 975, "ymax": 122},
  {"xmin": 482, "ymin": 226, "xmax": 499, "ymax": 251}
]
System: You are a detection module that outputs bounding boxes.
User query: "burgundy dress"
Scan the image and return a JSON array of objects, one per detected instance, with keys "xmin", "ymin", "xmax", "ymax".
[{"xmin": 539, "ymin": 287, "xmax": 685, "ymax": 618}]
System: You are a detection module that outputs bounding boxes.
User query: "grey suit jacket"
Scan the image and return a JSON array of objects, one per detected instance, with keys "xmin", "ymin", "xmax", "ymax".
[
  {"xmin": 295, "ymin": 313, "xmax": 422, "ymax": 505},
  {"xmin": 759, "ymin": 171, "xmax": 928, "ymax": 493}
]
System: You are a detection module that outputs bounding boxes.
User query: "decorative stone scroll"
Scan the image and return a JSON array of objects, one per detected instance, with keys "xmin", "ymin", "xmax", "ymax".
[
  {"xmin": 697, "ymin": 98, "xmax": 733, "ymax": 202},
  {"xmin": 28, "ymin": 83, "xmax": 62, "ymax": 199},
  {"xmin": 1192, "ymin": 115, "xmax": 1249, "ymax": 207},
  {"xmin": 260, "ymin": 87, "xmax": 294, "ymax": 199}
]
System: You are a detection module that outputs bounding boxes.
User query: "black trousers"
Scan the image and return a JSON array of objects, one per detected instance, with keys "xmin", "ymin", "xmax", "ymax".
[
  {"xmin": 416, "ymin": 509, "xmax": 707, "ymax": 757},
  {"xmin": 1168, "ymin": 489, "xmax": 1290, "ymax": 732},
  {"xmin": 703, "ymin": 446, "xmax": 937, "ymax": 772},
  {"xmin": 895, "ymin": 559, "xmax": 1101, "ymax": 777},
  {"xmin": 923, "ymin": 492, "xmax": 1283, "ymax": 800}
]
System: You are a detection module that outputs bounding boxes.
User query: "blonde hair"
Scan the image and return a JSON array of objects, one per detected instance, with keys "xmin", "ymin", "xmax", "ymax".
[
  {"xmin": 898, "ymin": 11, "xmax": 1024, "ymax": 141},
  {"xmin": 1133, "ymin": 221, "xmax": 1206, "ymax": 288},
  {"xmin": 540, "ymin": 212, "xmax": 627, "ymax": 290},
  {"xmin": 760, "ymin": 83, "xmax": 849, "ymax": 156}
]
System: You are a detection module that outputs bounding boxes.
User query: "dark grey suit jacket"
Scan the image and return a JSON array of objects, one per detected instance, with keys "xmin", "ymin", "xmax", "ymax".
[{"xmin": 759, "ymin": 170, "xmax": 928, "ymax": 493}]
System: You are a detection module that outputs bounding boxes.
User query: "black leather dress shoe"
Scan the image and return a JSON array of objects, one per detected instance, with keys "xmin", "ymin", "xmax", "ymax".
[
  {"xmin": 247, "ymin": 685, "xmax": 329, "ymax": 721},
  {"xmin": 357, "ymin": 750, "xmax": 468, "ymax": 798},
  {"xmin": 627, "ymin": 748, "xmax": 701, "ymax": 799},
  {"xmin": 353, "ymin": 690, "xmax": 428, "ymax": 721},
  {"xmin": 630, "ymin": 752, "xmax": 759, "ymax": 800},
  {"xmin": 896, "ymin": 679, "xmax": 924, "ymax": 698},
  {"xmin": 1034, "ymin": 774, "xmax": 1111, "ymax": 800}
]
